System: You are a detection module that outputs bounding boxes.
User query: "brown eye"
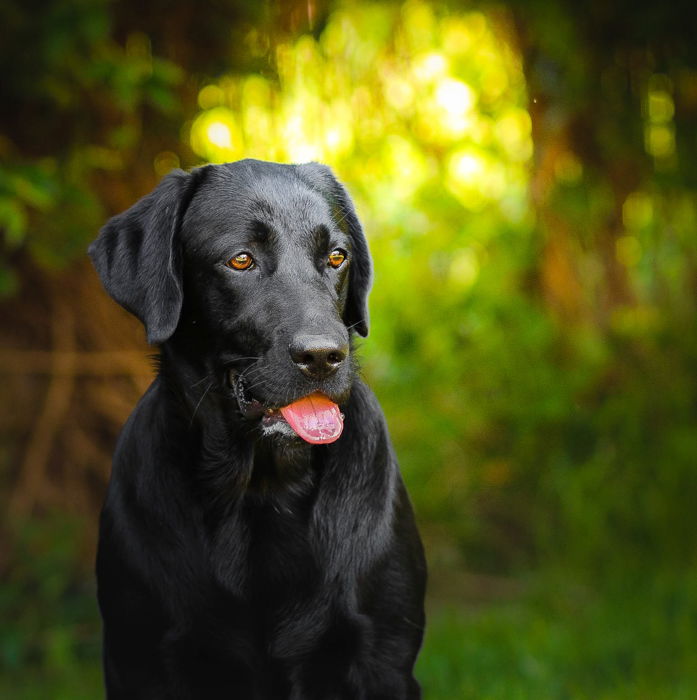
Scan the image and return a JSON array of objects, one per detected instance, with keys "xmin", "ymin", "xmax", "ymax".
[
  {"xmin": 226, "ymin": 252, "xmax": 254, "ymax": 270},
  {"xmin": 328, "ymin": 250, "xmax": 346, "ymax": 268}
]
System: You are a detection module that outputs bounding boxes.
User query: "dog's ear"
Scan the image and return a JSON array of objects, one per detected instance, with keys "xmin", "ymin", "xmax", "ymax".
[
  {"xmin": 88, "ymin": 169, "xmax": 203, "ymax": 345},
  {"xmin": 296, "ymin": 163, "xmax": 372, "ymax": 337}
]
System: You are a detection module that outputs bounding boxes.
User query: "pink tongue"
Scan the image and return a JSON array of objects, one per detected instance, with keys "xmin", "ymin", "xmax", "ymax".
[{"xmin": 279, "ymin": 393, "xmax": 344, "ymax": 445}]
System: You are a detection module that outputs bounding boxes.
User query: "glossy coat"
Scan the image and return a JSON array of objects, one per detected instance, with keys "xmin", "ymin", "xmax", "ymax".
[{"xmin": 89, "ymin": 160, "xmax": 426, "ymax": 699}]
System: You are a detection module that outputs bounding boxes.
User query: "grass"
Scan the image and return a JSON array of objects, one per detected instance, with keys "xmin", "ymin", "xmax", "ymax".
[
  {"xmin": 417, "ymin": 571, "xmax": 697, "ymax": 699},
  {"xmin": 2, "ymin": 571, "xmax": 696, "ymax": 699},
  {"xmin": 0, "ymin": 663, "xmax": 103, "ymax": 700}
]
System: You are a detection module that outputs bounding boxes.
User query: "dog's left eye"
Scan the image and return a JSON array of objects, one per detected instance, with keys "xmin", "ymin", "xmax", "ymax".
[
  {"xmin": 328, "ymin": 250, "xmax": 347, "ymax": 268},
  {"xmin": 226, "ymin": 252, "xmax": 255, "ymax": 270}
]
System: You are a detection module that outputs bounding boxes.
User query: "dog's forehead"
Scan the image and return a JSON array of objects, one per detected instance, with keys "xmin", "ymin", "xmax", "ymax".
[{"xmin": 183, "ymin": 162, "xmax": 336, "ymax": 253}]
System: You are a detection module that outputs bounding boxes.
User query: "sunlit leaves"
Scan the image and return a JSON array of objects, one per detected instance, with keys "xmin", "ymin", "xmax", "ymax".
[
  {"xmin": 644, "ymin": 75, "xmax": 676, "ymax": 162},
  {"xmin": 190, "ymin": 107, "xmax": 244, "ymax": 163},
  {"xmin": 188, "ymin": 1, "xmax": 531, "ymax": 218}
]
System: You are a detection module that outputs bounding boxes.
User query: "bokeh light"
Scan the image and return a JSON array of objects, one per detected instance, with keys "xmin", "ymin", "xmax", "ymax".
[{"xmin": 187, "ymin": 2, "xmax": 531, "ymax": 223}]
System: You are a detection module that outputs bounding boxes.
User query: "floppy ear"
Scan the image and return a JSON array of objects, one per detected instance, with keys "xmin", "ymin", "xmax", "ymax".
[
  {"xmin": 88, "ymin": 169, "xmax": 201, "ymax": 345},
  {"xmin": 296, "ymin": 163, "xmax": 372, "ymax": 337}
]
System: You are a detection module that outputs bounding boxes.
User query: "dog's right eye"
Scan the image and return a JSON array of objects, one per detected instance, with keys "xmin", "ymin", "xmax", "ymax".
[
  {"xmin": 327, "ymin": 250, "xmax": 347, "ymax": 268},
  {"xmin": 226, "ymin": 253, "xmax": 255, "ymax": 270}
]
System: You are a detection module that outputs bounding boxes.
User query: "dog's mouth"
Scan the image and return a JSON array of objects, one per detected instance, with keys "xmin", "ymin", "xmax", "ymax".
[
  {"xmin": 230, "ymin": 371, "xmax": 344, "ymax": 444},
  {"xmin": 231, "ymin": 371, "xmax": 265, "ymax": 419}
]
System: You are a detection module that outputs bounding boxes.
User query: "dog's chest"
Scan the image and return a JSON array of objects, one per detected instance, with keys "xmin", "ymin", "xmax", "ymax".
[
  {"xmin": 211, "ymin": 481, "xmax": 321, "ymax": 604},
  {"xmin": 252, "ymin": 489, "xmax": 316, "ymax": 569}
]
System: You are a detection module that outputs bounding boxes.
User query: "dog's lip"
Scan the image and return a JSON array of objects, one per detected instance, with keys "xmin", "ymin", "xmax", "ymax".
[
  {"xmin": 230, "ymin": 371, "xmax": 265, "ymax": 418},
  {"xmin": 260, "ymin": 408, "xmax": 286, "ymax": 427},
  {"xmin": 229, "ymin": 370, "xmax": 291, "ymax": 419},
  {"xmin": 228, "ymin": 368, "xmax": 347, "ymax": 422}
]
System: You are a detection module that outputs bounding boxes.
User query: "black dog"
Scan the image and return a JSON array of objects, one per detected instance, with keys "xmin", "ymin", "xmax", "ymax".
[{"xmin": 89, "ymin": 159, "xmax": 426, "ymax": 699}]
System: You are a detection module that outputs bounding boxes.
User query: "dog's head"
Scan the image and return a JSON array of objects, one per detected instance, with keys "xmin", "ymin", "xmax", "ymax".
[{"xmin": 89, "ymin": 160, "xmax": 372, "ymax": 444}]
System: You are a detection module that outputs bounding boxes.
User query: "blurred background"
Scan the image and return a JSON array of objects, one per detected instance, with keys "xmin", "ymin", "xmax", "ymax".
[{"xmin": 2, "ymin": 0, "xmax": 697, "ymax": 697}]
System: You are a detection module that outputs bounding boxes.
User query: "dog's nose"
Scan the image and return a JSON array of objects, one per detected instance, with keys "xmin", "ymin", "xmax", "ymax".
[{"xmin": 289, "ymin": 334, "xmax": 348, "ymax": 379}]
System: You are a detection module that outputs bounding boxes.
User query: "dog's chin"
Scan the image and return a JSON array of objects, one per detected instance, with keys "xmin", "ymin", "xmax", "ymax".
[{"xmin": 258, "ymin": 413, "xmax": 299, "ymax": 440}]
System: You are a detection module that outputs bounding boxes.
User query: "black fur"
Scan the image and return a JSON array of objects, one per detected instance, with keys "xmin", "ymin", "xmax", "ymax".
[{"xmin": 89, "ymin": 159, "xmax": 426, "ymax": 699}]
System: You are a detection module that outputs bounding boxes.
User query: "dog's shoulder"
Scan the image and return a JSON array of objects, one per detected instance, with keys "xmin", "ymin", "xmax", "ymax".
[{"xmin": 105, "ymin": 376, "xmax": 196, "ymax": 524}]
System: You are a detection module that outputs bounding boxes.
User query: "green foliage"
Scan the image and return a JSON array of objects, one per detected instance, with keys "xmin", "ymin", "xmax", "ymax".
[
  {"xmin": 369, "ymin": 233, "xmax": 697, "ymax": 575},
  {"xmin": 0, "ymin": 516, "xmax": 99, "ymax": 675},
  {"xmin": 0, "ymin": 0, "xmax": 183, "ymax": 289}
]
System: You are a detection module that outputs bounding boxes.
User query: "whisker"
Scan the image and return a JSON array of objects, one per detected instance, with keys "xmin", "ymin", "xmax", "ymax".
[
  {"xmin": 241, "ymin": 367, "xmax": 266, "ymax": 383},
  {"xmin": 277, "ymin": 378, "xmax": 295, "ymax": 406},
  {"xmin": 334, "ymin": 205, "xmax": 351, "ymax": 228},
  {"xmin": 241, "ymin": 362, "xmax": 264, "ymax": 376},
  {"xmin": 247, "ymin": 378, "xmax": 272, "ymax": 394},
  {"xmin": 190, "ymin": 374, "xmax": 212, "ymax": 389},
  {"xmin": 189, "ymin": 381, "xmax": 213, "ymax": 428}
]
